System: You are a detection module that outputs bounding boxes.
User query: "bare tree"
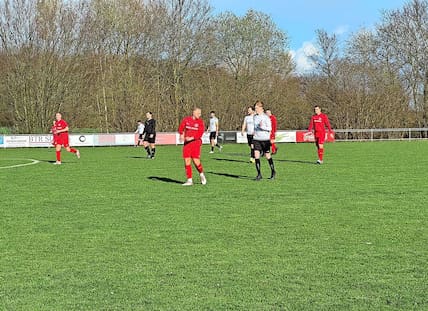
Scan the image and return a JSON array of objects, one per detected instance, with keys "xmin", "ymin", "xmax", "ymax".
[{"xmin": 377, "ymin": 0, "xmax": 428, "ymax": 128}]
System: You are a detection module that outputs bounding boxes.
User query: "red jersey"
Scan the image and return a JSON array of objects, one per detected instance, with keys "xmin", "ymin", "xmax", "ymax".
[
  {"xmin": 308, "ymin": 113, "xmax": 332, "ymax": 135},
  {"xmin": 269, "ymin": 114, "xmax": 277, "ymax": 138},
  {"xmin": 54, "ymin": 119, "xmax": 69, "ymax": 137},
  {"xmin": 178, "ymin": 116, "xmax": 205, "ymax": 140}
]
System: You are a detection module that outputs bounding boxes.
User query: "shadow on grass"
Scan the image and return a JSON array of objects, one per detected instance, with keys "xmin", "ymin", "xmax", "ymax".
[
  {"xmin": 126, "ymin": 156, "xmax": 151, "ymax": 159},
  {"xmin": 213, "ymin": 157, "xmax": 249, "ymax": 164},
  {"xmin": 274, "ymin": 158, "xmax": 317, "ymax": 165},
  {"xmin": 148, "ymin": 176, "xmax": 183, "ymax": 184},
  {"xmin": 207, "ymin": 171, "xmax": 252, "ymax": 180},
  {"xmin": 38, "ymin": 159, "xmax": 77, "ymax": 164}
]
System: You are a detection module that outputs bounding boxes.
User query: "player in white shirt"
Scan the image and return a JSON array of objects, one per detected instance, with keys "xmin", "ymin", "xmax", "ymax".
[
  {"xmin": 134, "ymin": 120, "xmax": 145, "ymax": 147},
  {"xmin": 241, "ymin": 106, "xmax": 256, "ymax": 163},
  {"xmin": 207, "ymin": 111, "xmax": 223, "ymax": 153},
  {"xmin": 253, "ymin": 101, "xmax": 276, "ymax": 180}
]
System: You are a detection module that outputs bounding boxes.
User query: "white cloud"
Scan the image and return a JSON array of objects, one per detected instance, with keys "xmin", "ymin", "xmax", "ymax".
[
  {"xmin": 333, "ymin": 25, "xmax": 349, "ymax": 36},
  {"xmin": 290, "ymin": 41, "xmax": 318, "ymax": 75}
]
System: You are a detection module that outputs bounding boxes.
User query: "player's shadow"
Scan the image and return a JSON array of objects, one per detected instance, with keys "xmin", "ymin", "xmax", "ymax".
[
  {"xmin": 38, "ymin": 159, "xmax": 73, "ymax": 164},
  {"xmin": 148, "ymin": 176, "xmax": 183, "ymax": 184},
  {"xmin": 275, "ymin": 159, "xmax": 317, "ymax": 165},
  {"xmin": 213, "ymin": 157, "xmax": 249, "ymax": 164},
  {"xmin": 207, "ymin": 171, "xmax": 252, "ymax": 180},
  {"xmin": 127, "ymin": 156, "xmax": 151, "ymax": 159}
]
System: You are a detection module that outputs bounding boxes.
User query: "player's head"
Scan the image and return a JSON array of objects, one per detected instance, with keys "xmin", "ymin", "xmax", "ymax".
[
  {"xmin": 193, "ymin": 107, "xmax": 202, "ymax": 119},
  {"xmin": 146, "ymin": 112, "xmax": 152, "ymax": 119},
  {"xmin": 210, "ymin": 111, "xmax": 215, "ymax": 117},
  {"xmin": 55, "ymin": 113, "xmax": 62, "ymax": 121},
  {"xmin": 314, "ymin": 105, "xmax": 321, "ymax": 115},
  {"xmin": 254, "ymin": 100, "xmax": 264, "ymax": 114},
  {"xmin": 247, "ymin": 106, "xmax": 254, "ymax": 114},
  {"xmin": 265, "ymin": 109, "xmax": 272, "ymax": 116},
  {"xmin": 137, "ymin": 120, "xmax": 142, "ymax": 124}
]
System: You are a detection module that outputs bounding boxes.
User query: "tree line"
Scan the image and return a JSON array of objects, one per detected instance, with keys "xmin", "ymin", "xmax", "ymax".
[{"xmin": 0, "ymin": 0, "xmax": 427, "ymax": 134}]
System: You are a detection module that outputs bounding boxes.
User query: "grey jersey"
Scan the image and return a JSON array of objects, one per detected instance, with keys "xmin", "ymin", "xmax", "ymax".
[
  {"xmin": 209, "ymin": 117, "xmax": 218, "ymax": 132},
  {"xmin": 244, "ymin": 115, "xmax": 255, "ymax": 135},
  {"xmin": 253, "ymin": 113, "xmax": 271, "ymax": 141}
]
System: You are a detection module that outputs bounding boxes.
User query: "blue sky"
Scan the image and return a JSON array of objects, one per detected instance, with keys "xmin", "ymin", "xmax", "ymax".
[{"xmin": 210, "ymin": 0, "xmax": 408, "ymax": 72}]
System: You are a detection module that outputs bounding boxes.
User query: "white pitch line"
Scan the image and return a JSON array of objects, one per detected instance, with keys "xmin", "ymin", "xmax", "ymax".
[{"xmin": 0, "ymin": 158, "xmax": 41, "ymax": 169}]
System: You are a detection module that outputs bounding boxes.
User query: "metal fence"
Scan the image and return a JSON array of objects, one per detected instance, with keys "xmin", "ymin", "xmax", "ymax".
[{"xmin": 334, "ymin": 128, "xmax": 428, "ymax": 141}]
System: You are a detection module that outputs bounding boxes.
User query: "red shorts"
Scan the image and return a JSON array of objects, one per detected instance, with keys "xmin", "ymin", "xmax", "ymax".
[
  {"xmin": 55, "ymin": 134, "xmax": 70, "ymax": 147},
  {"xmin": 183, "ymin": 139, "xmax": 202, "ymax": 159},
  {"xmin": 315, "ymin": 132, "xmax": 326, "ymax": 144}
]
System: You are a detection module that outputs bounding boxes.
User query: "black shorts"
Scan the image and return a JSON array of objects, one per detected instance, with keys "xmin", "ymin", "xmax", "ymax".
[
  {"xmin": 253, "ymin": 140, "xmax": 271, "ymax": 154},
  {"xmin": 138, "ymin": 134, "xmax": 144, "ymax": 140},
  {"xmin": 209, "ymin": 132, "xmax": 217, "ymax": 140},
  {"xmin": 247, "ymin": 134, "xmax": 254, "ymax": 146},
  {"xmin": 144, "ymin": 133, "xmax": 156, "ymax": 144}
]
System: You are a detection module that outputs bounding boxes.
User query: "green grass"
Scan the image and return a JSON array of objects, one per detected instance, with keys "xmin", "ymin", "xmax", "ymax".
[{"xmin": 1, "ymin": 142, "xmax": 427, "ymax": 310}]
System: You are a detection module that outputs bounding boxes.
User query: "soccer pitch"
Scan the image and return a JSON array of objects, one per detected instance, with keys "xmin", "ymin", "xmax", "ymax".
[{"xmin": 1, "ymin": 141, "xmax": 427, "ymax": 310}]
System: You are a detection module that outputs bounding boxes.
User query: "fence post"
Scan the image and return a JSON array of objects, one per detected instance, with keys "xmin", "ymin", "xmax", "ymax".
[
  {"xmin": 409, "ymin": 128, "xmax": 411, "ymax": 141},
  {"xmin": 371, "ymin": 129, "xmax": 373, "ymax": 141}
]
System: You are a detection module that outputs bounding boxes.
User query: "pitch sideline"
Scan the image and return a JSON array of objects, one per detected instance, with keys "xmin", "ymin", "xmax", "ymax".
[{"xmin": 0, "ymin": 158, "xmax": 41, "ymax": 169}]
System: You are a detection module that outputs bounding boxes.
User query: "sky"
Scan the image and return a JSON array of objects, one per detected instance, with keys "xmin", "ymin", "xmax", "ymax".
[{"xmin": 209, "ymin": 0, "xmax": 408, "ymax": 73}]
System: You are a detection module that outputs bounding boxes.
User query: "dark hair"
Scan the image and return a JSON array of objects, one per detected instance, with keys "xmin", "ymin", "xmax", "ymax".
[
  {"xmin": 210, "ymin": 111, "xmax": 215, "ymax": 114},
  {"xmin": 255, "ymin": 100, "xmax": 264, "ymax": 107},
  {"xmin": 137, "ymin": 120, "xmax": 142, "ymax": 122}
]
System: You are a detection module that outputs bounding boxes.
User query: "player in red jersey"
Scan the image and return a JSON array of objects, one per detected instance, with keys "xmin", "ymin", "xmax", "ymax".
[
  {"xmin": 53, "ymin": 112, "xmax": 80, "ymax": 165},
  {"xmin": 266, "ymin": 109, "xmax": 278, "ymax": 155},
  {"xmin": 308, "ymin": 105, "xmax": 333, "ymax": 164},
  {"xmin": 50, "ymin": 120, "xmax": 58, "ymax": 146},
  {"xmin": 178, "ymin": 107, "xmax": 207, "ymax": 186}
]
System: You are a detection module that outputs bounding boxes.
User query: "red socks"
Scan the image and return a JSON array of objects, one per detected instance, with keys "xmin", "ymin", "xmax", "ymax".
[
  {"xmin": 69, "ymin": 148, "xmax": 77, "ymax": 153},
  {"xmin": 318, "ymin": 148, "xmax": 324, "ymax": 161},
  {"xmin": 185, "ymin": 165, "xmax": 192, "ymax": 179},
  {"xmin": 56, "ymin": 151, "xmax": 61, "ymax": 162},
  {"xmin": 196, "ymin": 163, "xmax": 203, "ymax": 174}
]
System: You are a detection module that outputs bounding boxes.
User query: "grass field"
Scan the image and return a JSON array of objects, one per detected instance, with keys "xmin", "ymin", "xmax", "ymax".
[{"xmin": 1, "ymin": 141, "xmax": 427, "ymax": 310}]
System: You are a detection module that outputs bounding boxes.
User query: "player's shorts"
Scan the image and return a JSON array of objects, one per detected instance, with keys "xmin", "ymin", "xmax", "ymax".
[
  {"xmin": 138, "ymin": 134, "xmax": 144, "ymax": 140},
  {"xmin": 253, "ymin": 140, "xmax": 271, "ymax": 154},
  {"xmin": 209, "ymin": 132, "xmax": 217, "ymax": 140},
  {"xmin": 55, "ymin": 134, "xmax": 70, "ymax": 147},
  {"xmin": 183, "ymin": 139, "xmax": 202, "ymax": 159},
  {"xmin": 315, "ymin": 132, "xmax": 326, "ymax": 144},
  {"xmin": 144, "ymin": 133, "xmax": 156, "ymax": 144},
  {"xmin": 246, "ymin": 134, "xmax": 254, "ymax": 146}
]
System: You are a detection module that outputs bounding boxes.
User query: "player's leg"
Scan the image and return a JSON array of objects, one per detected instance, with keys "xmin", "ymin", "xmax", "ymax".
[
  {"xmin": 215, "ymin": 134, "xmax": 222, "ymax": 150},
  {"xmin": 182, "ymin": 143, "xmax": 193, "ymax": 185},
  {"xmin": 55, "ymin": 144, "xmax": 62, "ymax": 164},
  {"xmin": 253, "ymin": 141, "xmax": 262, "ymax": 180},
  {"xmin": 264, "ymin": 141, "xmax": 276, "ymax": 179},
  {"xmin": 193, "ymin": 158, "xmax": 206, "ymax": 185},
  {"xmin": 143, "ymin": 140, "xmax": 151, "ymax": 158},
  {"xmin": 150, "ymin": 143, "xmax": 156, "ymax": 158},
  {"xmin": 183, "ymin": 157, "xmax": 193, "ymax": 185},
  {"xmin": 317, "ymin": 142, "xmax": 324, "ymax": 163}
]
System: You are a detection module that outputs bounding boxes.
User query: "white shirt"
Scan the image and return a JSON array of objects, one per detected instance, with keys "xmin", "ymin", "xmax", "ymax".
[
  {"xmin": 253, "ymin": 113, "xmax": 271, "ymax": 141},
  {"xmin": 244, "ymin": 115, "xmax": 255, "ymax": 135},
  {"xmin": 136, "ymin": 123, "xmax": 145, "ymax": 134},
  {"xmin": 209, "ymin": 117, "xmax": 218, "ymax": 132}
]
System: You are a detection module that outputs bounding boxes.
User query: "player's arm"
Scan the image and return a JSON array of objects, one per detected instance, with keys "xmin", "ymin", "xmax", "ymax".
[
  {"xmin": 57, "ymin": 126, "xmax": 69, "ymax": 133},
  {"xmin": 324, "ymin": 115, "xmax": 333, "ymax": 132},
  {"xmin": 241, "ymin": 120, "xmax": 247, "ymax": 136},
  {"xmin": 308, "ymin": 117, "xmax": 314, "ymax": 132},
  {"xmin": 178, "ymin": 120, "xmax": 186, "ymax": 142}
]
